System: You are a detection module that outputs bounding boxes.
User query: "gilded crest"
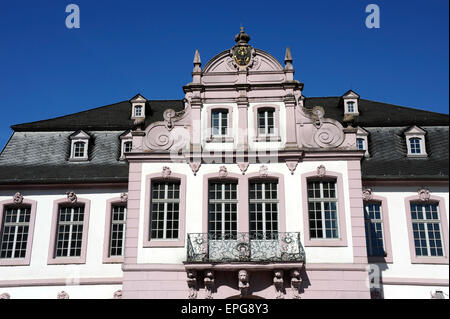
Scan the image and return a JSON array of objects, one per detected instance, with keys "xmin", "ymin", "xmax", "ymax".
[{"xmin": 233, "ymin": 46, "xmax": 251, "ymax": 66}]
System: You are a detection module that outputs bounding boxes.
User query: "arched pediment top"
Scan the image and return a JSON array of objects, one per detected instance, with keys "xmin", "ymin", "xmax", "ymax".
[{"xmin": 202, "ymin": 49, "xmax": 284, "ymax": 73}]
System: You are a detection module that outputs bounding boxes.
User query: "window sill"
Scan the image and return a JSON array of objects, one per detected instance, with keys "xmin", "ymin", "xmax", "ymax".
[
  {"xmin": 0, "ymin": 258, "xmax": 30, "ymax": 266},
  {"xmin": 47, "ymin": 257, "xmax": 86, "ymax": 265},
  {"xmin": 253, "ymin": 136, "xmax": 282, "ymax": 142},
  {"xmin": 143, "ymin": 239, "xmax": 185, "ymax": 248},
  {"xmin": 407, "ymin": 154, "xmax": 428, "ymax": 159},
  {"xmin": 206, "ymin": 136, "xmax": 234, "ymax": 143},
  {"xmin": 102, "ymin": 256, "xmax": 124, "ymax": 264},
  {"xmin": 410, "ymin": 256, "xmax": 449, "ymax": 265},
  {"xmin": 68, "ymin": 157, "xmax": 89, "ymax": 162},
  {"xmin": 304, "ymin": 238, "xmax": 348, "ymax": 247}
]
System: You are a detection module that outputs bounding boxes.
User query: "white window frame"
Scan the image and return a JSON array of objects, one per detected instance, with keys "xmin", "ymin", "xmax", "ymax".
[
  {"xmin": 0, "ymin": 206, "xmax": 31, "ymax": 259},
  {"xmin": 208, "ymin": 181, "xmax": 238, "ymax": 239},
  {"xmin": 150, "ymin": 181, "xmax": 181, "ymax": 240},
  {"xmin": 249, "ymin": 181, "xmax": 279, "ymax": 239},
  {"xmin": 307, "ymin": 180, "xmax": 339, "ymax": 239},
  {"xmin": 55, "ymin": 205, "xmax": 85, "ymax": 258},
  {"xmin": 211, "ymin": 110, "xmax": 229, "ymax": 137},
  {"xmin": 356, "ymin": 127, "xmax": 370, "ymax": 157},
  {"xmin": 364, "ymin": 202, "xmax": 386, "ymax": 257},
  {"xmin": 410, "ymin": 203, "xmax": 444, "ymax": 257},
  {"xmin": 257, "ymin": 109, "xmax": 276, "ymax": 136},
  {"xmin": 109, "ymin": 204, "xmax": 127, "ymax": 257}
]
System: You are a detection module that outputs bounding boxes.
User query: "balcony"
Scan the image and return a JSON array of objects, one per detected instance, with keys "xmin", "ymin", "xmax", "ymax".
[{"xmin": 186, "ymin": 232, "xmax": 306, "ymax": 263}]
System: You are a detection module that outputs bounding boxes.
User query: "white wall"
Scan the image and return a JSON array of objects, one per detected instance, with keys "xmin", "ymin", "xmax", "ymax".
[
  {"xmin": 137, "ymin": 160, "xmax": 354, "ymax": 264},
  {"xmin": 0, "ymin": 188, "xmax": 125, "ymax": 282},
  {"xmin": 367, "ymin": 186, "xmax": 449, "ymax": 281},
  {"xmin": 1, "ymin": 284, "xmax": 122, "ymax": 299},
  {"xmin": 383, "ymin": 284, "xmax": 449, "ymax": 299}
]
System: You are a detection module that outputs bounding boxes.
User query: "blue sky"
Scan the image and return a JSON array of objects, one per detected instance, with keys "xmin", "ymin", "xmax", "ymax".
[{"xmin": 0, "ymin": 0, "xmax": 448, "ymax": 150}]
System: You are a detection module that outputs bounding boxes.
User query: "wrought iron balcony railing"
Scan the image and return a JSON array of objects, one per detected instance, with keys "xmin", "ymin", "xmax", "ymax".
[{"xmin": 186, "ymin": 232, "xmax": 306, "ymax": 263}]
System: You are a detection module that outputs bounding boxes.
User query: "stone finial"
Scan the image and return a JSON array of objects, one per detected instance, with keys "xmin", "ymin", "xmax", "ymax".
[
  {"xmin": 204, "ymin": 270, "xmax": 215, "ymax": 299},
  {"xmin": 13, "ymin": 192, "xmax": 24, "ymax": 205},
  {"xmin": 193, "ymin": 50, "xmax": 201, "ymax": 72},
  {"xmin": 259, "ymin": 165, "xmax": 268, "ymax": 178},
  {"xmin": 187, "ymin": 270, "xmax": 198, "ymax": 299},
  {"xmin": 238, "ymin": 270, "xmax": 250, "ymax": 297},
  {"xmin": 57, "ymin": 291, "xmax": 69, "ymax": 299},
  {"xmin": 362, "ymin": 188, "xmax": 373, "ymax": 202},
  {"xmin": 66, "ymin": 191, "xmax": 77, "ymax": 204},
  {"xmin": 273, "ymin": 270, "xmax": 284, "ymax": 299},
  {"xmin": 218, "ymin": 166, "xmax": 228, "ymax": 178},
  {"xmin": 162, "ymin": 166, "xmax": 172, "ymax": 179},
  {"xmin": 290, "ymin": 269, "xmax": 302, "ymax": 299},
  {"xmin": 113, "ymin": 290, "xmax": 122, "ymax": 299},
  {"xmin": 0, "ymin": 293, "xmax": 10, "ymax": 299},
  {"xmin": 418, "ymin": 188, "xmax": 431, "ymax": 201},
  {"xmin": 317, "ymin": 165, "xmax": 326, "ymax": 178},
  {"xmin": 284, "ymin": 47, "xmax": 294, "ymax": 72},
  {"xmin": 120, "ymin": 193, "xmax": 128, "ymax": 203},
  {"xmin": 234, "ymin": 26, "xmax": 250, "ymax": 44}
]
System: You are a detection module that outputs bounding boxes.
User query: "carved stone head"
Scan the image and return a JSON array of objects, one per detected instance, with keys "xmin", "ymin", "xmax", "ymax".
[
  {"xmin": 120, "ymin": 192, "xmax": 128, "ymax": 203},
  {"xmin": 13, "ymin": 192, "xmax": 23, "ymax": 205},
  {"xmin": 218, "ymin": 166, "xmax": 228, "ymax": 178},
  {"xmin": 259, "ymin": 165, "xmax": 268, "ymax": 178},
  {"xmin": 66, "ymin": 192, "xmax": 77, "ymax": 204},
  {"xmin": 317, "ymin": 165, "xmax": 326, "ymax": 177},
  {"xmin": 274, "ymin": 270, "xmax": 283, "ymax": 279},
  {"xmin": 418, "ymin": 189, "xmax": 431, "ymax": 201},
  {"xmin": 162, "ymin": 166, "xmax": 172, "ymax": 179},
  {"xmin": 113, "ymin": 290, "xmax": 122, "ymax": 299},
  {"xmin": 57, "ymin": 291, "xmax": 69, "ymax": 299},
  {"xmin": 362, "ymin": 188, "xmax": 373, "ymax": 201},
  {"xmin": 238, "ymin": 270, "xmax": 249, "ymax": 284}
]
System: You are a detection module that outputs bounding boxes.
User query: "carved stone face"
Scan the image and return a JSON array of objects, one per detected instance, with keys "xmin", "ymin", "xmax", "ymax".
[
  {"xmin": 274, "ymin": 270, "xmax": 283, "ymax": 279},
  {"xmin": 238, "ymin": 270, "xmax": 248, "ymax": 282}
]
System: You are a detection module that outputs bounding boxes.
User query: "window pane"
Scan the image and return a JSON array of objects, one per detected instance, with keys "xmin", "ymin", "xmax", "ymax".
[
  {"xmin": 150, "ymin": 181, "xmax": 181, "ymax": 240},
  {"xmin": 0, "ymin": 207, "xmax": 31, "ymax": 259}
]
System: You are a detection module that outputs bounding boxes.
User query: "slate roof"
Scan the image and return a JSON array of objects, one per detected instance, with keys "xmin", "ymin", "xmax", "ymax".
[{"xmin": 0, "ymin": 97, "xmax": 448, "ymax": 184}]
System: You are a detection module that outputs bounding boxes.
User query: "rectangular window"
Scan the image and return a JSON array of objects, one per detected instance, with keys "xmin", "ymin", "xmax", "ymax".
[
  {"xmin": 211, "ymin": 110, "xmax": 228, "ymax": 136},
  {"xmin": 307, "ymin": 180, "xmax": 339, "ymax": 239},
  {"xmin": 124, "ymin": 141, "xmax": 132, "ymax": 153},
  {"xmin": 150, "ymin": 181, "xmax": 180, "ymax": 240},
  {"xmin": 73, "ymin": 142, "xmax": 85, "ymax": 158},
  {"xmin": 134, "ymin": 105, "xmax": 142, "ymax": 117},
  {"xmin": 364, "ymin": 202, "xmax": 385, "ymax": 257},
  {"xmin": 249, "ymin": 181, "xmax": 279, "ymax": 239},
  {"xmin": 0, "ymin": 206, "xmax": 31, "ymax": 259},
  {"xmin": 109, "ymin": 205, "xmax": 127, "ymax": 257},
  {"xmin": 409, "ymin": 138, "xmax": 421, "ymax": 154},
  {"xmin": 208, "ymin": 181, "xmax": 238, "ymax": 240},
  {"xmin": 347, "ymin": 102, "xmax": 355, "ymax": 113},
  {"xmin": 357, "ymin": 138, "xmax": 365, "ymax": 151},
  {"xmin": 257, "ymin": 109, "xmax": 275, "ymax": 135},
  {"xmin": 410, "ymin": 203, "xmax": 443, "ymax": 257},
  {"xmin": 55, "ymin": 205, "xmax": 85, "ymax": 257}
]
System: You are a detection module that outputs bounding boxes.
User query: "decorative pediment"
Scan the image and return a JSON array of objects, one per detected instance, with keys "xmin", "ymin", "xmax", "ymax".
[
  {"xmin": 130, "ymin": 94, "xmax": 147, "ymax": 103},
  {"xmin": 69, "ymin": 130, "xmax": 90, "ymax": 140},
  {"xmin": 356, "ymin": 127, "xmax": 369, "ymax": 136},
  {"xmin": 342, "ymin": 90, "xmax": 360, "ymax": 99},
  {"xmin": 405, "ymin": 126, "xmax": 426, "ymax": 135}
]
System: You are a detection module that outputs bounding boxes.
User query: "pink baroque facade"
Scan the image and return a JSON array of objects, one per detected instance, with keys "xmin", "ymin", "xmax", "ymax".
[{"xmin": 0, "ymin": 28, "xmax": 448, "ymax": 299}]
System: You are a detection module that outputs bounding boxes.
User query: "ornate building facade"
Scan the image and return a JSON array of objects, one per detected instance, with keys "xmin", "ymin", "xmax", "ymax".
[{"xmin": 0, "ymin": 29, "xmax": 448, "ymax": 299}]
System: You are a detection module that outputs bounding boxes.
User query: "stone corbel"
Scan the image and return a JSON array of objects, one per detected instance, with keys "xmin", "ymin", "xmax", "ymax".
[
  {"xmin": 189, "ymin": 162, "xmax": 201, "ymax": 176},
  {"xmin": 237, "ymin": 162, "xmax": 249, "ymax": 175},
  {"xmin": 290, "ymin": 269, "xmax": 302, "ymax": 299},
  {"xmin": 238, "ymin": 269, "xmax": 250, "ymax": 297},
  {"xmin": 204, "ymin": 270, "xmax": 214, "ymax": 299},
  {"xmin": 120, "ymin": 193, "xmax": 128, "ymax": 203},
  {"xmin": 57, "ymin": 291, "xmax": 69, "ymax": 299},
  {"xmin": 259, "ymin": 165, "xmax": 268, "ymax": 178},
  {"xmin": 285, "ymin": 160, "xmax": 298, "ymax": 175},
  {"xmin": 162, "ymin": 166, "xmax": 172, "ymax": 179},
  {"xmin": 273, "ymin": 270, "xmax": 284, "ymax": 299},
  {"xmin": 316, "ymin": 165, "xmax": 326, "ymax": 178},
  {"xmin": 113, "ymin": 290, "xmax": 122, "ymax": 299},
  {"xmin": 187, "ymin": 270, "xmax": 198, "ymax": 299},
  {"xmin": 218, "ymin": 166, "xmax": 228, "ymax": 178}
]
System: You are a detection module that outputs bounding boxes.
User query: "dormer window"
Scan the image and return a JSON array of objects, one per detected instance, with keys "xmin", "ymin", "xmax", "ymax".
[
  {"xmin": 119, "ymin": 130, "xmax": 133, "ymax": 160},
  {"xmin": 69, "ymin": 130, "xmax": 90, "ymax": 162},
  {"xmin": 342, "ymin": 90, "xmax": 360, "ymax": 115},
  {"xmin": 134, "ymin": 105, "xmax": 142, "ymax": 117},
  {"xmin": 73, "ymin": 142, "xmax": 86, "ymax": 158},
  {"xmin": 130, "ymin": 94, "xmax": 147, "ymax": 120},
  {"xmin": 212, "ymin": 110, "xmax": 228, "ymax": 136},
  {"xmin": 347, "ymin": 102, "xmax": 355, "ymax": 113},
  {"xmin": 356, "ymin": 138, "xmax": 364, "ymax": 150},
  {"xmin": 124, "ymin": 141, "xmax": 133, "ymax": 153},
  {"xmin": 405, "ymin": 126, "xmax": 427, "ymax": 158},
  {"xmin": 356, "ymin": 127, "xmax": 370, "ymax": 157}
]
